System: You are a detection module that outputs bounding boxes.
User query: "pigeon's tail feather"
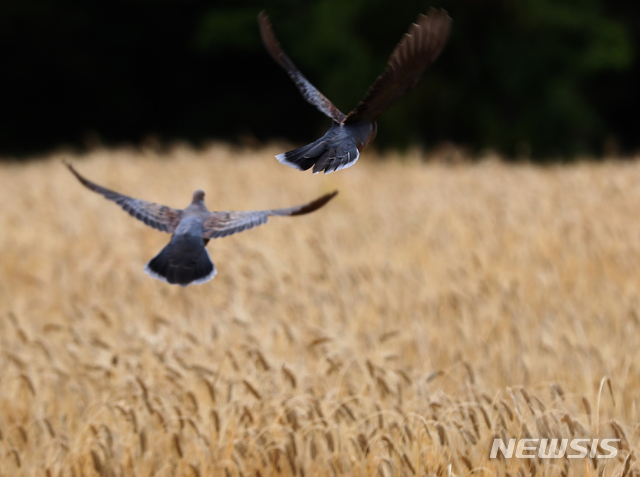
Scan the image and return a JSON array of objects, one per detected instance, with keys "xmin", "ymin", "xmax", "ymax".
[
  {"xmin": 313, "ymin": 148, "xmax": 357, "ymax": 174},
  {"xmin": 145, "ymin": 236, "xmax": 216, "ymax": 287},
  {"xmin": 277, "ymin": 138, "xmax": 359, "ymax": 174},
  {"xmin": 276, "ymin": 138, "xmax": 327, "ymax": 172}
]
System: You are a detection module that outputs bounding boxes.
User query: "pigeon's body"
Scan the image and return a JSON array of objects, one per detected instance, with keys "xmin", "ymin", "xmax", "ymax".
[
  {"xmin": 66, "ymin": 164, "xmax": 337, "ymax": 286},
  {"xmin": 145, "ymin": 212, "xmax": 217, "ymax": 286},
  {"xmin": 144, "ymin": 193, "xmax": 216, "ymax": 286},
  {"xmin": 259, "ymin": 9, "xmax": 451, "ymax": 174},
  {"xmin": 280, "ymin": 120, "xmax": 375, "ymax": 174}
]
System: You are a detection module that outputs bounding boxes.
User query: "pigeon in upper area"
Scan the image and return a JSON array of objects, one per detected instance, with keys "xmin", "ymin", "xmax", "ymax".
[
  {"xmin": 259, "ymin": 9, "xmax": 452, "ymax": 174},
  {"xmin": 66, "ymin": 163, "xmax": 338, "ymax": 286}
]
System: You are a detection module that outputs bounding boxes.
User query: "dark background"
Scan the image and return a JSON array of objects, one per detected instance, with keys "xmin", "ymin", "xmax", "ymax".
[{"xmin": 1, "ymin": 0, "xmax": 638, "ymax": 159}]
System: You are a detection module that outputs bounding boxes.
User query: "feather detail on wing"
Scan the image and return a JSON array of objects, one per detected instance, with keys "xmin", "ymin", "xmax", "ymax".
[
  {"xmin": 65, "ymin": 162, "xmax": 182, "ymax": 233},
  {"xmin": 259, "ymin": 11, "xmax": 346, "ymax": 123},
  {"xmin": 345, "ymin": 8, "xmax": 452, "ymax": 124},
  {"xmin": 203, "ymin": 190, "xmax": 338, "ymax": 239}
]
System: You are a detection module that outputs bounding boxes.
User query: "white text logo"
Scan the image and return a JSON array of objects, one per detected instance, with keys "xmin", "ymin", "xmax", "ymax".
[{"xmin": 490, "ymin": 438, "xmax": 619, "ymax": 459}]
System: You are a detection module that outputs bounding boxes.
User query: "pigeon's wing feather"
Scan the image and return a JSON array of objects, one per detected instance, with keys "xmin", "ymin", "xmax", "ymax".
[
  {"xmin": 66, "ymin": 163, "xmax": 182, "ymax": 233},
  {"xmin": 203, "ymin": 190, "xmax": 338, "ymax": 238},
  {"xmin": 345, "ymin": 9, "xmax": 451, "ymax": 123},
  {"xmin": 259, "ymin": 12, "xmax": 346, "ymax": 123}
]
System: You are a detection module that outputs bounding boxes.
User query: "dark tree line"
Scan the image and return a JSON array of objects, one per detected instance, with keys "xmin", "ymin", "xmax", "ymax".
[{"xmin": 0, "ymin": 0, "xmax": 638, "ymax": 158}]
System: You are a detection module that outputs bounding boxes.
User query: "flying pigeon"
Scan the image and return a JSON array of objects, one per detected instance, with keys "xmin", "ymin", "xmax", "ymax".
[
  {"xmin": 66, "ymin": 163, "xmax": 338, "ymax": 286},
  {"xmin": 259, "ymin": 9, "xmax": 452, "ymax": 174}
]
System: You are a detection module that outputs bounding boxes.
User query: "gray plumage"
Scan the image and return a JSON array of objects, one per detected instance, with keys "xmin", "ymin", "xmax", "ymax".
[
  {"xmin": 145, "ymin": 215, "xmax": 216, "ymax": 286},
  {"xmin": 66, "ymin": 163, "xmax": 338, "ymax": 286},
  {"xmin": 259, "ymin": 9, "xmax": 452, "ymax": 174}
]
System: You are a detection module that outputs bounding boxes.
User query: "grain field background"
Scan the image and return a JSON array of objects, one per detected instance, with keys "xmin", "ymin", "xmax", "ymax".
[{"xmin": 1, "ymin": 144, "xmax": 640, "ymax": 476}]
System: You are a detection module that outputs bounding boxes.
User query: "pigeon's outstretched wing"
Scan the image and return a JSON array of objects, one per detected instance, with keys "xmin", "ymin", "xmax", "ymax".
[
  {"xmin": 345, "ymin": 9, "xmax": 451, "ymax": 124},
  {"xmin": 259, "ymin": 12, "xmax": 346, "ymax": 123},
  {"xmin": 66, "ymin": 163, "xmax": 182, "ymax": 233},
  {"xmin": 203, "ymin": 190, "xmax": 338, "ymax": 238}
]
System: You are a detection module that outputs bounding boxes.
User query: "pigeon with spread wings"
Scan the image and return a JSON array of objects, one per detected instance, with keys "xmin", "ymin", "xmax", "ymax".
[
  {"xmin": 66, "ymin": 163, "xmax": 337, "ymax": 286},
  {"xmin": 259, "ymin": 9, "xmax": 451, "ymax": 174}
]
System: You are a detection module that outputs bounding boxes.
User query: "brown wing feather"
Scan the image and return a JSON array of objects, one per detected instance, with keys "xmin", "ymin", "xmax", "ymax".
[
  {"xmin": 345, "ymin": 9, "xmax": 452, "ymax": 124},
  {"xmin": 203, "ymin": 190, "xmax": 338, "ymax": 239},
  {"xmin": 259, "ymin": 12, "xmax": 346, "ymax": 123},
  {"xmin": 65, "ymin": 162, "xmax": 182, "ymax": 233}
]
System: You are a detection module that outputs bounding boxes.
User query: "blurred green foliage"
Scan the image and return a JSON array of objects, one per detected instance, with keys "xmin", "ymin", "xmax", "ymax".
[{"xmin": 0, "ymin": 0, "xmax": 637, "ymax": 158}]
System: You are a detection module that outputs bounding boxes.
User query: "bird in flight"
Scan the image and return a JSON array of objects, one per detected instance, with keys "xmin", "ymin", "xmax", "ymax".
[
  {"xmin": 66, "ymin": 163, "xmax": 338, "ymax": 286},
  {"xmin": 259, "ymin": 9, "xmax": 452, "ymax": 174}
]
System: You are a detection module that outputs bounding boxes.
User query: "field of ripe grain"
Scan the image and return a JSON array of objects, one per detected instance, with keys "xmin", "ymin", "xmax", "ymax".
[{"xmin": 1, "ymin": 144, "xmax": 640, "ymax": 476}]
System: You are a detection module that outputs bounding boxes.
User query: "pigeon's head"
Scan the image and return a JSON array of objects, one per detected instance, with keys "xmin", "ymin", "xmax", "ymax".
[{"xmin": 192, "ymin": 190, "xmax": 205, "ymax": 203}]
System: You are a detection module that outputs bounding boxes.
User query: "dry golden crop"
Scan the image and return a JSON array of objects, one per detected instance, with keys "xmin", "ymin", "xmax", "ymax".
[{"xmin": 1, "ymin": 143, "xmax": 640, "ymax": 476}]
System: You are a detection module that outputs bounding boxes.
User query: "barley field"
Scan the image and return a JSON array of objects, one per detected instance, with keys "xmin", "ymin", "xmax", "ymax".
[{"xmin": 1, "ymin": 144, "xmax": 640, "ymax": 476}]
